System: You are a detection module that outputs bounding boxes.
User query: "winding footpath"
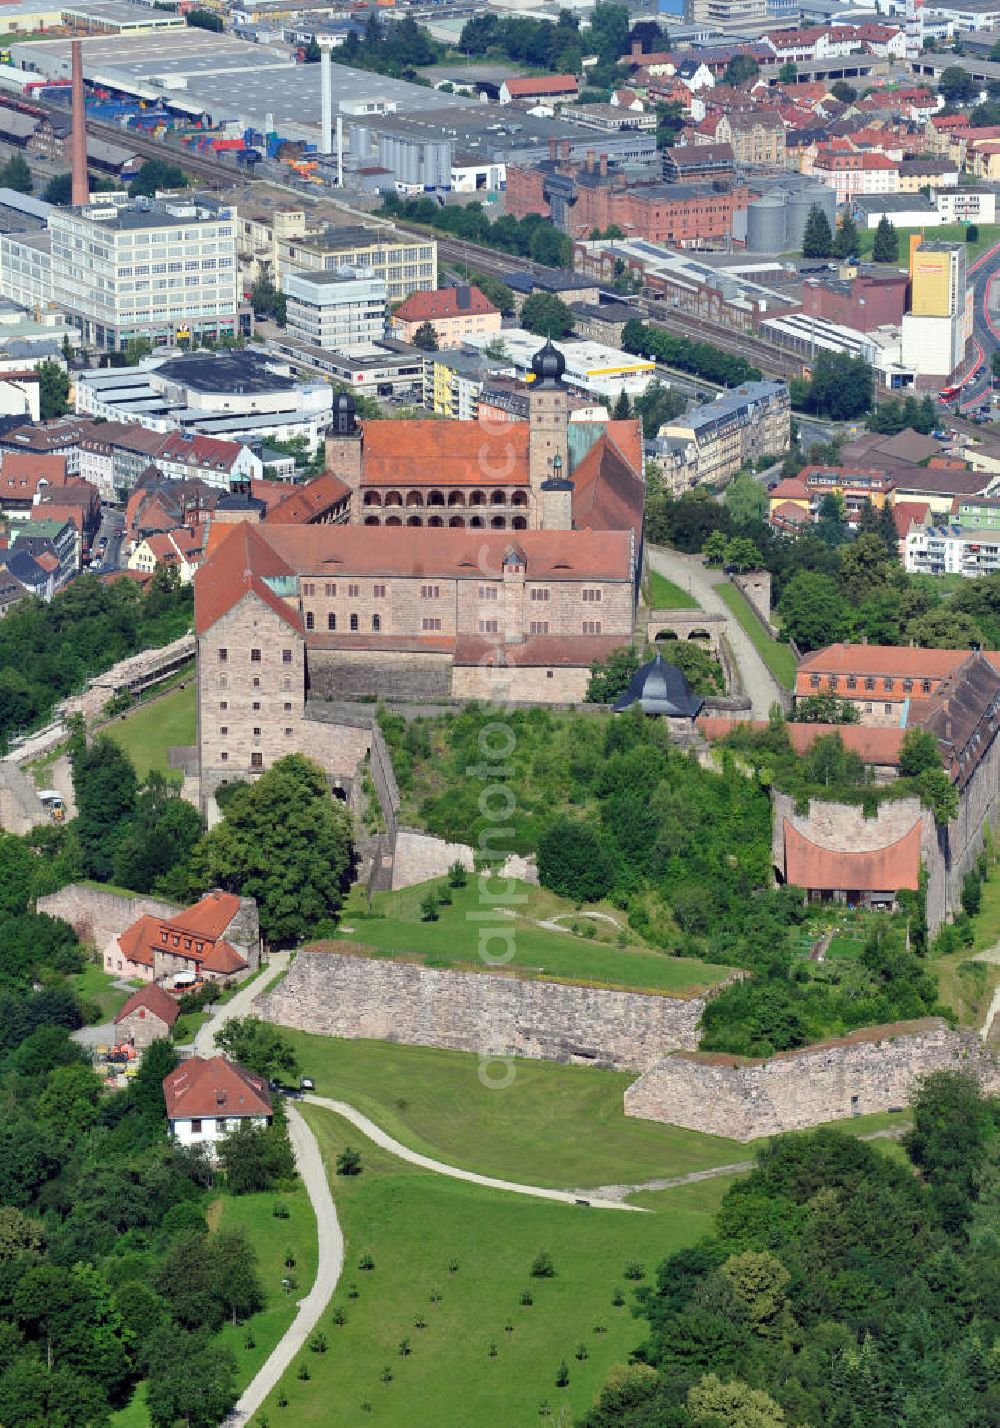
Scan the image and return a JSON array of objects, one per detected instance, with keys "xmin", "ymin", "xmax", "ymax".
[
  {"xmin": 227, "ymin": 1103, "xmax": 343, "ymax": 1427},
  {"xmin": 194, "ymin": 950, "xmax": 291, "ymax": 1057},
  {"xmin": 302, "ymin": 1094, "xmax": 645, "ymax": 1212}
]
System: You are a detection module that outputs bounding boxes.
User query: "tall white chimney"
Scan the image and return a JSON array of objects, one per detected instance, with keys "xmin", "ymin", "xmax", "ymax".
[
  {"xmin": 321, "ymin": 48, "xmax": 333, "ymax": 156},
  {"xmin": 336, "ymin": 114, "xmax": 343, "ymax": 186}
]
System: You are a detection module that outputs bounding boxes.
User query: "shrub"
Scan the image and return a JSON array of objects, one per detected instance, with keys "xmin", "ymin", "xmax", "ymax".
[
  {"xmin": 336, "ymin": 1146, "xmax": 363, "ymax": 1176},
  {"xmin": 531, "ymin": 1250, "xmax": 555, "ymax": 1278},
  {"xmin": 520, "ymin": 1289, "xmax": 534, "ymax": 1306},
  {"xmin": 358, "ymin": 1252, "xmax": 374, "ymax": 1271},
  {"xmin": 420, "ymin": 892, "xmax": 439, "ymax": 922},
  {"xmin": 624, "ymin": 1260, "xmax": 645, "ymax": 1280},
  {"xmin": 447, "ymin": 860, "xmax": 468, "ymax": 887},
  {"xmin": 555, "ymin": 1361, "xmax": 570, "ymax": 1388}
]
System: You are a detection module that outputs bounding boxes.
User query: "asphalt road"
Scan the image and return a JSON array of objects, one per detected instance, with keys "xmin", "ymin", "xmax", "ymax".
[
  {"xmin": 956, "ymin": 239, "xmax": 1000, "ymax": 414},
  {"xmin": 89, "ymin": 508, "xmax": 124, "ymax": 574}
]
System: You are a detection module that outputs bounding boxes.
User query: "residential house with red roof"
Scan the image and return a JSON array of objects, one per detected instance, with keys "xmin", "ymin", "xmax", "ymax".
[
  {"xmin": 794, "ymin": 644, "xmax": 1000, "ymax": 726},
  {"xmin": 0, "ymin": 452, "xmax": 69, "ymax": 517},
  {"xmin": 163, "ymin": 1055, "xmax": 272, "ymax": 1151},
  {"xmin": 114, "ymin": 983, "xmax": 179, "ymax": 1051},
  {"xmin": 104, "ymin": 889, "xmax": 260, "ymax": 985},
  {"xmin": 128, "ymin": 524, "xmax": 206, "ymax": 583},
  {"xmin": 391, "ymin": 285, "xmax": 500, "ymax": 346}
]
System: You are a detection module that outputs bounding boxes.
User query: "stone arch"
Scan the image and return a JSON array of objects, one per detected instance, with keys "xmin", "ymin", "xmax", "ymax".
[
  {"xmin": 512, "ymin": 515, "xmax": 527, "ymax": 530},
  {"xmin": 469, "ymin": 490, "xmax": 486, "ymax": 507},
  {"xmin": 490, "ymin": 489, "xmax": 506, "ymax": 506},
  {"xmin": 654, "ymin": 629, "xmax": 679, "ymax": 641},
  {"xmin": 407, "ymin": 515, "xmax": 422, "ymax": 527},
  {"xmin": 405, "ymin": 490, "xmax": 423, "ymax": 507},
  {"xmin": 469, "ymin": 515, "xmax": 484, "ymax": 528},
  {"xmin": 511, "ymin": 489, "xmax": 529, "ymax": 507},
  {"xmin": 384, "ymin": 490, "xmax": 402, "ymax": 507},
  {"xmin": 449, "ymin": 515, "xmax": 464, "ymax": 528},
  {"xmin": 490, "ymin": 515, "xmax": 506, "ymax": 529},
  {"xmin": 385, "ymin": 515, "xmax": 402, "ymax": 526},
  {"xmin": 688, "ymin": 628, "xmax": 712, "ymax": 642},
  {"xmin": 426, "ymin": 489, "xmax": 445, "ymax": 507},
  {"xmin": 447, "ymin": 490, "xmax": 465, "ymax": 507},
  {"xmin": 428, "ymin": 515, "xmax": 443, "ymax": 528},
  {"xmin": 364, "ymin": 515, "xmax": 379, "ymax": 526},
  {"xmin": 363, "ymin": 490, "xmax": 382, "ymax": 507}
]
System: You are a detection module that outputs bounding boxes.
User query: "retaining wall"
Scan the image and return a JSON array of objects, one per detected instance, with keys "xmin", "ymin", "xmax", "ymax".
[
  {"xmin": 258, "ymin": 947, "xmax": 706, "ymax": 1071},
  {"xmin": 624, "ymin": 1019, "xmax": 1000, "ymax": 1140}
]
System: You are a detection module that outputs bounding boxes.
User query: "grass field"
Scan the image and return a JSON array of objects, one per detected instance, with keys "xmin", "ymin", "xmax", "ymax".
[
  {"xmin": 105, "ymin": 681, "xmax": 196, "ymax": 780},
  {"xmin": 859, "ymin": 222, "xmax": 1000, "ymax": 265},
  {"xmin": 332, "ymin": 878, "xmax": 731, "ymax": 995},
  {"xmin": 285, "ymin": 1033, "xmax": 746, "ymax": 1190},
  {"xmin": 68, "ymin": 960, "xmax": 132, "ymax": 1023},
  {"xmin": 110, "ymin": 1181, "xmax": 317, "ymax": 1428},
  {"xmin": 930, "ymin": 850, "xmax": 1000, "ymax": 1028},
  {"xmin": 259, "ymin": 1106, "xmax": 726, "ymax": 1428},
  {"xmin": 714, "ymin": 581, "xmax": 797, "ymax": 688},
  {"xmin": 647, "ymin": 569, "xmax": 699, "ymax": 610}
]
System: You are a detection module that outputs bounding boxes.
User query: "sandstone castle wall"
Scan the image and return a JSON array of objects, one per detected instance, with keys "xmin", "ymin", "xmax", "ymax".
[
  {"xmin": 258, "ymin": 948, "xmax": 706, "ymax": 1071},
  {"xmin": 624, "ymin": 1019, "xmax": 1000, "ymax": 1141}
]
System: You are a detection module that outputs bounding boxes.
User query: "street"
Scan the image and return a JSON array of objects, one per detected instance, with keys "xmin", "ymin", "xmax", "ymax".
[{"xmin": 89, "ymin": 507, "xmax": 124, "ymax": 574}]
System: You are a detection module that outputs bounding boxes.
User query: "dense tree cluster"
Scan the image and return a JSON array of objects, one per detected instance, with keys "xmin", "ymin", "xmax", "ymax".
[
  {"xmin": 340, "ymin": 13, "xmax": 439, "ymax": 79},
  {"xmin": 0, "ymin": 570, "xmax": 192, "ymax": 751},
  {"xmin": 868, "ymin": 393, "xmax": 939, "ymax": 435},
  {"xmin": 380, "ymin": 192, "xmax": 574, "ymax": 269},
  {"xmin": 127, "ymin": 158, "xmax": 190, "ymax": 198},
  {"xmin": 621, "ymin": 319, "xmax": 762, "ymax": 388},
  {"xmin": 789, "ymin": 350, "xmax": 873, "ymax": 421},
  {"xmin": 583, "ymin": 1076, "xmax": 999, "ymax": 1428},
  {"xmin": 460, "ymin": 5, "xmax": 632, "ymax": 91}
]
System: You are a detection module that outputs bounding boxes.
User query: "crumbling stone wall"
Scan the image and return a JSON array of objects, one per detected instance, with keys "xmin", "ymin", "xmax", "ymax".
[
  {"xmin": 390, "ymin": 828, "xmax": 536, "ymax": 891},
  {"xmin": 624, "ymin": 1019, "xmax": 999, "ymax": 1141},
  {"xmin": 259, "ymin": 947, "xmax": 707, "ymax": 1071}
]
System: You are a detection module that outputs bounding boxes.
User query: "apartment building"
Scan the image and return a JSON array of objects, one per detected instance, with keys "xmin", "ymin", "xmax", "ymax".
[
  {"xmin": 715, "ymin": 112, "xmax": 786, "ymax": 167},
  {"xmin": 795, "ymin": 644, "xmax": 1000, "ymax": 726},
  {"xmin": 284, "ymin": 267, "xmax": 388, "ymax": 352},
  {"xmin": 905, "ymin": 521, "xmax": 1000, "ymax": 578},
  {"xmin": 391, "ymin": 285, "xmax": 500, "ymax": 346},
  {"xmin": 45, "ymin": 195, "xmax": 240, "ymax": 352},
  {"xmin": 276, "ymin": 225, "xmax": 436, "ymax": 303},
  {"xmin": 653, "ymin": 381, "xmax": 790, "ymax": 493}
]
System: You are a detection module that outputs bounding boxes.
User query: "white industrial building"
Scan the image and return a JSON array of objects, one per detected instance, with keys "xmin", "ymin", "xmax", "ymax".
[
  {"xmin": 905, "ymin": 522, "xmax": 1000, "ymax": 577},
  {"xmin": 461, "ymin": 328, "xmax": 656, "ymax": 398},
  {"xmin": 284, "ymin": 267, "xmax": 388, "ymax": 352}
]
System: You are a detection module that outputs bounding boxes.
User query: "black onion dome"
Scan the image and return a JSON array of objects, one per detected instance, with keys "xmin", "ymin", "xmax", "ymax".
[{"xmin": 530, "ymin": 337, "xmax": 565, "ymax": 385}]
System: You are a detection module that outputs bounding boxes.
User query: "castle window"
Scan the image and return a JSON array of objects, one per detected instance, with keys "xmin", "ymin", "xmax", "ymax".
[
  {"xmin": 282, "ymin": 678, "xmax": 292, "ymax": 691},
  {"xmin": 220, "ymin": 752, "xmax": 228, "ymax": 762},
  {"xmin": 903, "ymin": 679, "xmax": 913, "ymax": 692},
  {"xmin": 478, "ymin": 586, "xmax": 498, "ymax": 601},
  {"xmin": 530, "ymin": 588, "xmax": 550, "ymax": 602},
  {"xmin": 252, "ymin": 701, "xmax": 261, "ymax": 711},
  {"xmin": 422, "ymin": 618, "xmax": 442, "ymax": 631},
  {"xmin": 582, "ymin": 620, "xmax": 602, "ymax": 634},
  {"xmin": 922, "ymin": 680, "xmax": 932, "ymax": 694},
  {"xmin": 420, "ymin": 585, "xmax": 440, "ymax": 599},
  {"xmin": 885, "ymin": 704, "xmax": 892, "ymax": 715},
  {"xmin": 306, "ymin": 612, "xmax": 315, "ymax": 630},
  {"xmin": 218, "ymin": 676, "xmax": 228, "ymax": 689},
  {"xmin": 373, "ymin": 584, "xmax": 386, "ymax": 597},
  {"xmin": 350, "ymin": 614, "xmax": 359, "ymax": 632},
  {"xmin": 282, "ymin": 649, "xmax": 293, "ymax": 664},
  {"xmin": 219, "ymin": 701, "xmax": 228, "ymax": 710},
  {"xmin": 253, "ymin": 727, "xmax": 261, "ymax": 737},
  {"xmin": 251, "ymin": 753, "xmax": 263, "ymax": 769},
  {"xmin": 251, "ymin": 649, "xmax": 261, "ymax": 662},
  {"xmin": 285, "ymin": 727, "xmax": 293, "ymax": 736},
  {"xmin": 372, "ymin": 614, "xmax": 381, "ymax": 632},
  {"xmin": 219, "ymin": 726, "xmax": 228, "ymax": 735},
  {"xmin": 529, "ymin": 621, "xmax": 549, "ymax": 635},
  {"xmin": 348, "ymin": 584, "xmax": 360, "ymax": 597},
  {"xmin": 479, "ymin": 619, "xmax": 498, "ymax": 634},
  {"xmin": 884, "ymin": 679, "xmax": 894, "ymax": 693},
  {"xmin": 218, "ymin": 648, "xmax": 228, "ymax": 663},
  {"xmin": 582, "ymin": 588, "xmax": 602, "ymax": 603},
  {"xmin": 846, "ymin": 676, "xmax": 856, "ymax": 690},
  {"xmin": 252, "ymin": 677, "xmax": 260, "ymax": 688},
  {"xmin": 328, "ymin": 613, "xmax": 336, "ymax": 631},
  {"xmin": 864, "ymin": 678, "xmax": 875, "ymax": 691},
  {"xmin": 325, "ymin": 583, "xmax": 336, "ymax": 596},
  {"xmin": 303, "ymin": 582, "xmax": 315, "ymax": 596}
]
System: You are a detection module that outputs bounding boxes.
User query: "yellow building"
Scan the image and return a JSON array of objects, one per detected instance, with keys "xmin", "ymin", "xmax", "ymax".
[{"xmin": 909, "ymin": 240, "xmax": 965, "ymax": 318}]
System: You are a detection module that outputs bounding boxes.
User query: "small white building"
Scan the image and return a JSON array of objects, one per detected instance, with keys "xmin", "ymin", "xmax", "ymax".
[
  {"xmin": 461, "ymin": 328, "xmax": 656, "ymax": 399},
  {"xmin": 905, "ymin": 521, "xmax": 1000, "ymax": 578},
  {"xmin": 163, "ymin": 1055, "xmax": 272, "ymax": 1153}
]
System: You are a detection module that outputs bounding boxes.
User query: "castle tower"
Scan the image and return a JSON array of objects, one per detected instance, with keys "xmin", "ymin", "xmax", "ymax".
[
  {"xmin": 527, "ymin": 338, "xmax": 569, "ymax": 529},
  {"xmin": 324, "ymin": 391, "xmax": 364, "ymax": 518},
  {"xmin": 540, "ymin": 453, "xmax": 574, "ymax": 531}
]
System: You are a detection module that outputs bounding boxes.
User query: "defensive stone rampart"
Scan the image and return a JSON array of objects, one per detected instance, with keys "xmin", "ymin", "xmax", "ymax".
[
  {"xmin": 624, "ymin": 1019, "xmax": 1000, "ymax": 1141},
  {"xmin": 258, "ymin": 947, "xmax": 706, "ymax": 1071},
  {"xmin": 38, "ymin": 884, "xmax": 180, "ymax": 950}
]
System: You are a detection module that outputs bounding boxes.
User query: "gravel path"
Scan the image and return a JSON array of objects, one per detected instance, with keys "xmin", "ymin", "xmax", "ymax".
[
  {"xmin": 194, "ymin": 951, "xmax": 291, "ymax": 1057},
  {"xmin": 226, "ymin": 1102, "xmax": 343, "ymax": 1427},
  {"xmin": 302, "ymin": 1094, "xmax": 644, "ymax": 1212},
  {"xmin": 647, "ymin": 546, "xmax": 786, "ymax": 718}
]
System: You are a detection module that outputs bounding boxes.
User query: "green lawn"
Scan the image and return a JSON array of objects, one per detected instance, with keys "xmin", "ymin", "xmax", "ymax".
[
  {"xmin": 859, "ymin": 222, "xmax": 1000, "ymax": 265},
  {"xmin": 105, "ymin": 681, "xmax": 196, "ymax": 780},
  {"xmin": 715, "ymin": 581, "xmax": 797, "ymax": 688},
  {"xmin": 647, "ymin": 569, "xmax": 699, "ymax": 610},
  {"xmin": 332, "ymin": 878, "xmax": 731, "ymax": 995},
  {"xmin": 259, "ymin": 1106, "xmax": 726, "ymax": 1428},
  {"xmin": 171, "ymin": 1008, "xmax": 209, "ymax": 1044},
  {"xmin": 68, "ymin": 960, "xmax": 131, "ymax": 1023},
  {"xmin": 285, "ymin": 1033, "xmax": 745, "ymax": 1190}
]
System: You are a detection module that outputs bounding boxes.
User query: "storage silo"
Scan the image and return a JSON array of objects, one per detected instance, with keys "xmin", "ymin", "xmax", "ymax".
[
  {"xmin": 745, "ymin": 195, "xmax": 786, "ymax": 254},
  {"xmin": 787, "ymin": 185, "xmax": 836, "ymax": 252}
]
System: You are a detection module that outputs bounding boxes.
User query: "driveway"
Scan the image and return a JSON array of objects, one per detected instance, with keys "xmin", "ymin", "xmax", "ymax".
[
  {"xmin": 648, "ymin": 546, "xmax": 785, "ymax": 718},
  {"xmin": 226, "ymin": 1102, "xmax": 343, "ymax": 1427},
  {"xmin": 194, "ymin": 951, "xmax": 291, "ymax": 1057}
]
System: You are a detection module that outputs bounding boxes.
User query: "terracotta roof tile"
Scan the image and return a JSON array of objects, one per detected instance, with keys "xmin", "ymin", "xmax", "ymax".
[
  {"xmin": 162, "ymin": 1055, "xmax": 271, "ymax": 1121},
  {"xmin": 118, "ymin": 914, "xmax": 158, "ymax": 967},
  {"xmin": 265, "ymin": 472, "xmax": 351, "ymax": 525},
  {"xmin": 697, "ymin": 715, "xmax": 906, "ymax": 764},
  {"xmin": 360, "ymin": 421, "xmax": 530, "ymax": 487},
  {"xmin": 115, "ymin": 982, "xmax": 179, "ymax": 1027},
  {"xmin": 194, "ymin": 522, "xmax": 302, "ymax": 636},
  {"xmin": 784, "ymin": 818, "xmax": 921, "ymax": 892},
  {"xmin": 769, "ymin": 477, "xmax": 809, "ymax": 500},
  {"xmin": 503, "ymin": 75, "xmax": 578, "ymax": 97},
  {"xmin": 796, "ymin": 644, "xmax": 1000, "ymax": 687},
  {"xmin": 394, "ymin": 286, "xmax": 498, "ymax": 324}
]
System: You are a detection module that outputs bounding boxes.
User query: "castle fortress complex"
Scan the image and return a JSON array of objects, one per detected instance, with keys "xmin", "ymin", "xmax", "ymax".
[{"xmin": 193, "ymin": 341, "xmax": 646, "ymax": 799}]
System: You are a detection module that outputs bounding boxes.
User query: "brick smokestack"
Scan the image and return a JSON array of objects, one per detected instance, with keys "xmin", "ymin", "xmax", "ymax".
[{"xmin": 71, "ymin": 39, "xmax": 89, "ymax": 207}]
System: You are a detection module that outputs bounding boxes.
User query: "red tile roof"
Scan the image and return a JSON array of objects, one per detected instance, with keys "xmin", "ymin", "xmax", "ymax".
[
  {"xmin": 393, "ymin": 286, "xmax": 498, "ymax": 324},
  {"xmin": 115, "ymin": 982, "xmax": 179, "ymax": 1027},
  {"xmin": 117, "ymin": 891, "xmax": 249, "ymax": 973},
  {"xmin": 771, "ymin": 501, "xmax": 811, "ymax": 526},
  {"xmin": 783, "ymin": 818, "xmax": 921, "ymax": 892},
  {"xmin": 0, "ymin": 451, "xmax": 68, "ymax": 499},
  {"xmin": 360, "ymin": 421, "xmax": 530, "ymax": 487},
  {"xmin": 158, "ymin": 431, "xmax": 246, "ymax": 472},
  {"xmin": 503, "ymin": 75, "xmax": 578, "ymax": 98},
  {"xmin": 769, "ymin": 477, "xmax": 809, "ymax": 500},
  {"xmin": 163, "ymin": 1055, "xmax": 271, "ymax": 1121},
  {"xmin": 266, "ymin": 471, "xmax": 351, "ymax": 525},
  {"xmin": 892, "ymin": 500, "xmax": 930, "ymax": 538},
  {"xmin": 796, "ymin": 644, "xmax": 998, "ymax": 687},
  {"xmin": 570, "ymin": 428, "xmax": 644, "ymax": 536},
  {"xmin": 194, "ymin": 521, "xmax": 302, "ymax": 636}
]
